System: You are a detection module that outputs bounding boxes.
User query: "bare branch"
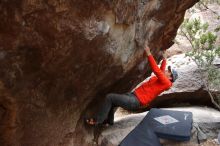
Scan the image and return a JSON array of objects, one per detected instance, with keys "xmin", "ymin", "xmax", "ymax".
[{"xmin": 180, "ymin": 29, "xmax": 194, "ymax": 49}]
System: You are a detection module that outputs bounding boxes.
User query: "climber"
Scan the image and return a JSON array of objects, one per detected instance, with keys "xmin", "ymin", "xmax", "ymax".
[{"xmin": 85, "ymin": 42, "xmax": 178, "ymax": 126}]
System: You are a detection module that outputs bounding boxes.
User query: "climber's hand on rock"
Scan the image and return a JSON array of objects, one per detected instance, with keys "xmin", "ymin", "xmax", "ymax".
[
  {"xmin": 162, "ymin": 50, "xmax": 167, "ymax": 59},
  {"xmin": 144, "ymin": 46, "xmax": 151, "ymax": 56},
  {"xmin": 143, "ymin": 40, "xmax": 151, "ymax": 57}
]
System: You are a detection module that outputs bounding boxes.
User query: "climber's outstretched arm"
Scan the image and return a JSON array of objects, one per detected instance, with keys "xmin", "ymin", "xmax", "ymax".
[
  {"xmin": 160, "ymin": 50, "xmax": 167, "ymax": 72},
  {"xmin": 144, "ymin": 44, "xmax": 169, "ymax": 83}
]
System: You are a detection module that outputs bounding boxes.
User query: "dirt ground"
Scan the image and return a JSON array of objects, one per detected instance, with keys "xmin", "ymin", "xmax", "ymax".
[
  {"xmin": 161, "ymin": 139, "xmax": 219, "ymax": 146},
  {"xmin": 201, "ymin": 139, "xmax": 219, "ymax": 146}
]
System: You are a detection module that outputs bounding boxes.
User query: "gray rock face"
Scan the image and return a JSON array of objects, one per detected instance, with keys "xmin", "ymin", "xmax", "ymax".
[
  {"xmin": 165, "ymin": 54, "xmax": 203, "ymax": 93},
  {"xmin": 0, "ymin": 1, "xmax": 198, "ymax": 146}
]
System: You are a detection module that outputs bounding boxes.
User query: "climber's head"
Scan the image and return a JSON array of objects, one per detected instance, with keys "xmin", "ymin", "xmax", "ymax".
[
  {"xmin": 165, "ymin": 70, "xmax": 172, "ymax": 81},
  {"xmin": 165, "ymin": 66, "xmax": 178, "ymax": 83}
]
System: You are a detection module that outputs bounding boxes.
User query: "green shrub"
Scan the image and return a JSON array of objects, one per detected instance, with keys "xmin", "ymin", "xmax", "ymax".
[{"xmin": 179, "ymin": 17, "xmax": 220, "ymax": 109}]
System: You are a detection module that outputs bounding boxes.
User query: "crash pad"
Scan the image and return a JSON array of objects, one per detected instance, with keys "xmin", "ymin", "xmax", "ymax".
[
  {"xmin": 120, "ymin": 108, "xmax": 193, "ymax": 146},
  {"xmin": 119, "ymin": 124, "xmax": 161, "ymax": 146},
  {"xmin": 146, "ymin": 108, "xmax": 193, "ymax": 141}
]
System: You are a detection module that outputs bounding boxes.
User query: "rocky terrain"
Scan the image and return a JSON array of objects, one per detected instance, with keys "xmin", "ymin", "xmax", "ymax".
[
  {"xmin": 100, "ymin": 4, "xmax": 220, "ymax": 144},
  {"xmin": 1, "ymin": 0, "xmax": 214, "ymax": 146}
]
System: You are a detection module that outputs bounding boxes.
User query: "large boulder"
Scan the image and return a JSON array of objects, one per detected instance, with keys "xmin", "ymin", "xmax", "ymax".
[{"xmin": 0, "ymin": 0, "xmax": 198, "ymax": 146}]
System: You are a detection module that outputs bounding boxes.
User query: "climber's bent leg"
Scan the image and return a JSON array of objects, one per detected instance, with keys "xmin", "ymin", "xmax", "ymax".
[{"xmin": 96, "ymin": 93, "xmax": 140, "ymax": 124}]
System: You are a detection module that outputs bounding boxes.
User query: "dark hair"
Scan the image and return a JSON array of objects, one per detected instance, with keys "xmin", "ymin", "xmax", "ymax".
[
  {"xmin": 168, "ymin": 66, "xmax": 178, "ymax": 82},
  {"xmin": 170, "ymin": 73, "xmax": 174, "ymax": 83},
  {"xmin": 168, "ymin": 66, "xmax": 172, "ymax": 72},
  {"xmin": 167, "ymin": 66, "xmax": 173, "ymax": 82},
  {"xmin": 168, "ymin": 66, "xmax": 178, "ymax": 83}
]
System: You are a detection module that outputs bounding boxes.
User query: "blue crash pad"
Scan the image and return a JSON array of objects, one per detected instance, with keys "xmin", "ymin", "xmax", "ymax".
[
  {"xmin": 120, "ymin": 108, "xmax": 193, "ymax": 146},
  {"xmin": 145, "ymin": 108, "xmax": 193, "ymax": 141},
  {"xmin": 119, "ymin": 124, "xmax": 161, "ymax": 146}
]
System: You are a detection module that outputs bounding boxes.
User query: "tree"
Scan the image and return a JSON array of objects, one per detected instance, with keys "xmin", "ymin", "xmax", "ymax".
[{"xmin": 178, "ymin": 17, "xmax": 220, "ymax": 110}]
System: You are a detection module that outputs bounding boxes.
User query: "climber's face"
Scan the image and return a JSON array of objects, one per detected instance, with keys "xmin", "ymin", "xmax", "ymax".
[{"xmin": 165, "ymin": 70, "xmax": 172, "ymax": 81}]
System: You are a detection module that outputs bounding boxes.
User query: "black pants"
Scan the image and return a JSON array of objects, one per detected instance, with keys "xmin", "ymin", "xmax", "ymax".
[{"xmin": 96, "ymin": 93, "xmax": 140, "ymax": 124}]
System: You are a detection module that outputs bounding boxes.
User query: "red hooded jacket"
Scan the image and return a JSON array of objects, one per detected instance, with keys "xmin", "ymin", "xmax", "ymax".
[{"xmin": 134, "ymin": 55, "xmax": 172, "ymax": 106}]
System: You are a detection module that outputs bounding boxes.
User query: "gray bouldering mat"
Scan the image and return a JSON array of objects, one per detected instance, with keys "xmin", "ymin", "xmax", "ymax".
[
  {"xmin": 120, "ymin": 108, "xmax": 193, "ymax": 146},
  {"xmin": 146, "ymin": 108, "xmax": 193, "ymax": 141},
  {"xmin": 119, "ymin": 124, "xmax": 161, "ymax": 146}
]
